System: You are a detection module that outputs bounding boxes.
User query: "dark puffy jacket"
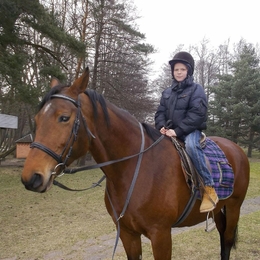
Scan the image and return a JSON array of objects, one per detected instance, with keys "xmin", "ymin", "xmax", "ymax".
[{"xmin": 155, "ymin": 76, "xmax": 207, "ymax": 139}]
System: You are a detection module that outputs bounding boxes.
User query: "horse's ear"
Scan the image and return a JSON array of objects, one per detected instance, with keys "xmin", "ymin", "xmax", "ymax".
[
  {"xmin": 70, "ymin": 67, "xmax": 90, "ymax": 94},
  {"xmin": 50, "ymin": 78, "xmax": 60, "ymax": 88}
]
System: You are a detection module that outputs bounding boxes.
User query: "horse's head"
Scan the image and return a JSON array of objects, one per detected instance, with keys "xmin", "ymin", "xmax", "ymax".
[{"xmin": 21, "ymin": 68, "xmax": 92, "ymax": 192}]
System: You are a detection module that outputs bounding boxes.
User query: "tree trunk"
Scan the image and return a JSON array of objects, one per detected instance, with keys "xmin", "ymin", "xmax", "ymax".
[{"xmin": 247, "ymin": 129, "xmax": 255, "ymax": 157}]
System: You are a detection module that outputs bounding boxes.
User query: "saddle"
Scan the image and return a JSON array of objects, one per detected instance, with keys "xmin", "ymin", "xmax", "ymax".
[
  {"xmin": 170, "ymin": 135, "xmax": 234, "ymax": 200},
  {"xmin": 170, "ymin": 137, "xmax": 203, "ymax": 193},
  {"xmin": 170, "ymin": 134, "xmax": 234, "ymax": 229}
]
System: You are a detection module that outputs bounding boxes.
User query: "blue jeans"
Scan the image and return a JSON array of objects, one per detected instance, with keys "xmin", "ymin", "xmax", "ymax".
[{"xmin": 184, "ymin": 130, "xmax": 214, "ymax": 186}]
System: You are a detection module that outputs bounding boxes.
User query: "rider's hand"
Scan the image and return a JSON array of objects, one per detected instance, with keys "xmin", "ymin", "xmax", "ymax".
[
  {"xmin": 165, "ymin": 129, "xmax": 177, "ymax": 137},
  {"xmin": 160, "ymin": 127, "xmax": 167, "ymax": 135},
  {"xmin": 160, "ymin": 127, "xmax": 177, "ymax": 137}
]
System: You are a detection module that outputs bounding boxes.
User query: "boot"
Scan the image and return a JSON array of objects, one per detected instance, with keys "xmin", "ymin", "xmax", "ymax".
[{"xmin": 200, "ymin": 186, "xmax": 219, "ymax": 213}]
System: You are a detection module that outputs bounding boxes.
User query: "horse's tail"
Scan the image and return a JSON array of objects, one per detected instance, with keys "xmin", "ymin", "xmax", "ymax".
[{"xmin": 233, "ymin": 225, "xmax": 238, "ymax": 249}]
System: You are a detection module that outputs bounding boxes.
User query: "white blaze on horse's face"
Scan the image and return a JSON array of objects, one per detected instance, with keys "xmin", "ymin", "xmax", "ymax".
[{"xmin": 43, "ymin": 103, "xmax": 52, "ymax": 114}]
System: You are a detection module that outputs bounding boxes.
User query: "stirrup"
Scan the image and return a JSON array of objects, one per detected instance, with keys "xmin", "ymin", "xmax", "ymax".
[{"xmin": 205, "ymin": 211, "xmax": 216, "ymax": 232}]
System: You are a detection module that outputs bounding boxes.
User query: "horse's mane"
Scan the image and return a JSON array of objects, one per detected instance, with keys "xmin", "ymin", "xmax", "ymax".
[
  {"xmin": 85, "ymin": 90, "xmax": 161, "ymax": 141},
  {"xmin": 84, "ymin": 89, "xmax": 110, "ymax": 126},
  {"xmin": 39, "ymin": 87, "xmax": 159, "ymax": 139},
  {"xmin": 142, "ymin": 123, "xmax": 162, "ymax": 141},
  {"xmin": 84, "ymin": 90, "xmax": 161, "ymax": 141}
]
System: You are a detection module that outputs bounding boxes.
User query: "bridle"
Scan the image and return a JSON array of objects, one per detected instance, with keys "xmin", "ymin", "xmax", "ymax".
[
  {"xmin": 30, "ymin": 93, "xmax": 164, "ymax": 177},
  {"xmin": 30, "ymin": 92, "xmax": 165, "ymax": 179},
  {"xmin": 30, "ymin": 94, "xmax": 95, "ymax": 177}
]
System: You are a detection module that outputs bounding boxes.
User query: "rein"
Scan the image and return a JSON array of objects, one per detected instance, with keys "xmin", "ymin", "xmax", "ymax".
[
  {"xmin": 108, "ymin": 122, "xmax": 146, "ymax": 259},
  {"xmin": 63, "ymin": 134, "xmax": 164, "ymax": 174},
  {"xmin": 54, "ymin": 128, "xmax": 164, "ymax": 191}
]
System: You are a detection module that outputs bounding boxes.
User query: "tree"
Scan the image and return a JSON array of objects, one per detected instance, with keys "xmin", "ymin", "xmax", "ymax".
[
  {"xmin": 192, "ymin": 38, "xmax": 220, "ymax": 100},
  {"xmin": 209, "ymin": 40, "xmax": 260, "ymax": 156},
  {"xmin": 0, "ymin": 0, "xmax": 156, "ymax": 155},
  {"xmin": 88, "ymin": 0, "xmax": 155, "ymax": 120},
  {"xmin": 0, "ymin": 0, "xmax": 86, "ymax": 142},
  {"xmin": 0, "ymin": 0, "xmax": 85, "ymax": 82},
  {"xmin": 149, "ymin": 39, "xmax": 260, "ymax": 157}
]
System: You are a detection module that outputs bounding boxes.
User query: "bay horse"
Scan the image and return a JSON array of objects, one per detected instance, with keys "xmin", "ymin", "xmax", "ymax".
[{"xmin": 21, "ymin": 68, "xmax": 250, "ymax": 260}]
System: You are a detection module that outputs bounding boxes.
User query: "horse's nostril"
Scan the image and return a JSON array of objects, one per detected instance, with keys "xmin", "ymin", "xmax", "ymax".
[
  {"xmin": 22, "ymin": 173, "xmax": 43, "ymax": 190},
  {"xmin": 32, "ymin": 173, "xmax": 43, "ymax": 189}
]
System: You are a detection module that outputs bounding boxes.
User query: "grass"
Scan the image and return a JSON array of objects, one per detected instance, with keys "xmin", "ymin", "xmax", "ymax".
[
  {"xmin": 0, "ymin": 167, "xmax": 114, "ymax": 259},
  {"xmin": 246, "ymin": 160, "xmax": 260, "ymax": 199},
  {"xmin": 141, "ymin": 211, "xmax": 260, "ymax": 260},
  {"xmin": 0, "ymin": 160, "xmax": 259, "ymax": 259}
]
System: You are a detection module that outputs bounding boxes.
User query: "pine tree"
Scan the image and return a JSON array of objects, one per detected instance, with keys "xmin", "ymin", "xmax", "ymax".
[{"xmin": 209, "ymin": 41, "xmax": 260, "ymax": 156}]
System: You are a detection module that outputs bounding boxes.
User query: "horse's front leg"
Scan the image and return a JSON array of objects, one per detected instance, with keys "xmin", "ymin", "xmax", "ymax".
[
  {"xmin": 120, "ymin": 228, "xmax": 142, "ymax": 260},
  {"xmin": 149, "ymin": 228, "xmax": 172, "ymax": 260}
]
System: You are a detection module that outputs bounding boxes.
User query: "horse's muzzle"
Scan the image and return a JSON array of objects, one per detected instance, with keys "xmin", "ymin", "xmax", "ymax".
[{"xmin": 21, "ymin": 173, "xmax": 47, "ymax": 193}]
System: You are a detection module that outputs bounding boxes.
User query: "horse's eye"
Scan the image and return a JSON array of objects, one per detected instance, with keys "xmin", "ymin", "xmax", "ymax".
[{"xmin": 59, "ymin": 116, "xmax": 70, "ymax": 122}]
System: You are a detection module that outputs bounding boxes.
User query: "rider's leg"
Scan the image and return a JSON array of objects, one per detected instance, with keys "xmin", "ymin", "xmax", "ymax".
[{"xmin": 185, "ymin": 130, "xmax": 219, "ymax": 212}]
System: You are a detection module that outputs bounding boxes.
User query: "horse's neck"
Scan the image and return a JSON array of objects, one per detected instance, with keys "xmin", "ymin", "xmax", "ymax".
[{"xmin": 89, "ymin": 113, "xmax": 142, "ymax": 173}]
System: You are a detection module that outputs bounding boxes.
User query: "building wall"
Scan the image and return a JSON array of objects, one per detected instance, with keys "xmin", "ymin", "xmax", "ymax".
[
  {"xmin": 0, "ymin": 114, "xmax": 18, "ymax": 129},
  {"xmin": 16, "ymin": 143, "xmax": 30, "ymax": 158}
]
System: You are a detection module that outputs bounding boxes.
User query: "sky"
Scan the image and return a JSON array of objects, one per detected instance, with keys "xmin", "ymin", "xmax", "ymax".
[{"xmin": 133, "ymin": 0, "xmax": 259, "ymax": 78}]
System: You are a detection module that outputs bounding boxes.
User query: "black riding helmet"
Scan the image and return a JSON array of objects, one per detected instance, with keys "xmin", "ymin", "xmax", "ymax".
[{"xmin": 169, "ymin": 51, "xmax": 195, "ymax": 76}]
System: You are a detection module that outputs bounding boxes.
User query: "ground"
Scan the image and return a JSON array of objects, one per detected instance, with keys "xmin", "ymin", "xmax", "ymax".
[{"xmin": 1, "ymin": 158, "xmax": 259, "ymax": 260}]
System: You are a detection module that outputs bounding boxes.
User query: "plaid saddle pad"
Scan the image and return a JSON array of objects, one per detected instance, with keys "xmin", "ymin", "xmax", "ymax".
[{"xmin": 203, "ymin": 138, "xmax": 234, "ymax": 199}]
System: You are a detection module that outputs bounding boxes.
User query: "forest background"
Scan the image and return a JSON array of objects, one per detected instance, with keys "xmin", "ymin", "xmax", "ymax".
[{"xmin": 1, "ymin": 0, "xmax": 260, "ymax": 158}]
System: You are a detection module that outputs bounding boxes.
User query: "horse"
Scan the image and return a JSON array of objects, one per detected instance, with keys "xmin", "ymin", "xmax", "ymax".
[{"xmin": 21, "ymin": 68, "xmax": 250, "ymax": 260}]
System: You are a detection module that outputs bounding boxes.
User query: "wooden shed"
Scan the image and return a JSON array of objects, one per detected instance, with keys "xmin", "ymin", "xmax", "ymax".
[
  {"xmin": 0, "ymin": 114, "xmax": 18, "ymax": 159},
  {"xmin": 15, "ymin": 134, "xmax": 33, "ymax": 159}
]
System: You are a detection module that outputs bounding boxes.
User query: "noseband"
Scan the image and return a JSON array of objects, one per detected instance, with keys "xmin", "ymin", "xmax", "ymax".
[{"xmin": 30, "ymin": 94, "xmax": 95, "ymax": 177}]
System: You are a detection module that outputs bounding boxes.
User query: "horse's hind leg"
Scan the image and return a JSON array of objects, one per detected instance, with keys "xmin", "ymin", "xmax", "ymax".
[
  {"xmin": 215, "ymin": 208, "xmax": 228, "ymax": 259},
  {"xmin": 215, "ymin": 205, "xmax": 239, "ymax": 260},
  {"xmin": 120, "ymin": 228, "xmax": 142, "ymax": 260}
]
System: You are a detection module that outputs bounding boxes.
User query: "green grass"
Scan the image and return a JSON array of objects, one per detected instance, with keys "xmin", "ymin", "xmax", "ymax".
[
  {"xmin": 0, "ymin": 160, "xmax": 259, "ymax": 259},
  {"xmin": 0, "ymin": 167, "xmax": 114, "ymax": 259},
  {"xmin": 246, "ymin": 161, "xmax": 260, "ymax": 199}
]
